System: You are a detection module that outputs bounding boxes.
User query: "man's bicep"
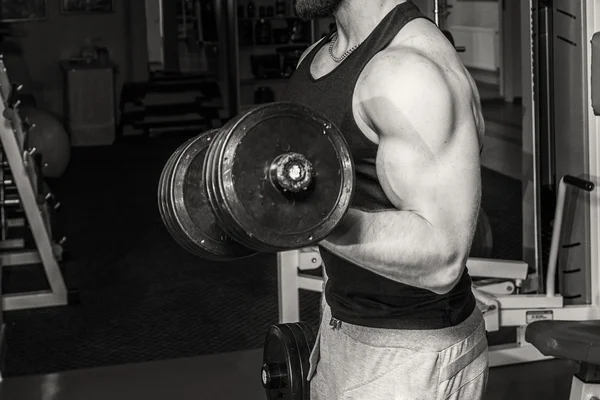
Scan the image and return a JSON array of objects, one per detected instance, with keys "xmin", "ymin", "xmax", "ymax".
[
  {"xmin": 376, "ymin": 131, "xmax": 481, "ymax": 262},
  {"xmin": 376, "ymin": 134, "xmax": 446, "ymax": 213},
  {"xmin": 367, "ymin": 54, "xmax": 479, "ymax": 236}
]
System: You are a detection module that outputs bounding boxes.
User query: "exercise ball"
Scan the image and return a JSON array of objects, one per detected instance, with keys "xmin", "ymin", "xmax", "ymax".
[
  {"xmin": 20, "ymin": 107, "xmax": 71, "ymax": 178},
  {"xmin": 469, "ymin": 208, "xmax": 493, "ymax": 259}
]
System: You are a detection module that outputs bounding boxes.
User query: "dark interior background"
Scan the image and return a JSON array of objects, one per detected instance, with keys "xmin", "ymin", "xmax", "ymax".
[{"xmin": 0, "ymin": 0, "xmax": 526, "ymax": 382}]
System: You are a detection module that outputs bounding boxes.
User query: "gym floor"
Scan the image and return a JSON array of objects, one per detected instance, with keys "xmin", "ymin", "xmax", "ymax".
[{"xmin": 0, "ymin": 91, "xmax": 573, "ymax": 399}]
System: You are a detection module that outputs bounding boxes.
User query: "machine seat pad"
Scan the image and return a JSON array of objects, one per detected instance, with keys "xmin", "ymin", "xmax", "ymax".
[{"xmin": 525, "ymin": 320, "xmax": 600, "ymax": 365}]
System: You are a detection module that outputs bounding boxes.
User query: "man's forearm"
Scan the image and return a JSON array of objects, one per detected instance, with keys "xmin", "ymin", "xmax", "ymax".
[{"xmin": 320, "ymin": 208, "xmax": 460, "ymax": 294}]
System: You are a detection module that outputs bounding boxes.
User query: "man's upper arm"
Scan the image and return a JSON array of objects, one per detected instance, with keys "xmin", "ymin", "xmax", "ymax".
[{"xmin": 360, "ymin": 50, "xmax": 481, "ymax": 261}]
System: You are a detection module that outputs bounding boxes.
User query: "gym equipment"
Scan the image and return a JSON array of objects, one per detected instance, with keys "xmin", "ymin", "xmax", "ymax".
[
  {"xmin": 20, "ymin": 107, "xmax": 71, "ymax": 178},
  {"xmin": 0, "ymin": 56, "xmax": 69, "ymax": 311},
  {"xmin": 158, "ymin": 129, "xmax": 255, "ymax": 260},
  {"xmin": 262, "ymin": 322, "xmax": 315, "ymax": 400},
  {"xmin": 527, "ymin": 320, "xmax": 600, "ymax": 400},
  {"xmin": 159, "ymin": 102, "xmax": 355, "ymax": 259},
  {"xmin": 119, "ymin": 78, "xmax": 224, "ymax": 138}
]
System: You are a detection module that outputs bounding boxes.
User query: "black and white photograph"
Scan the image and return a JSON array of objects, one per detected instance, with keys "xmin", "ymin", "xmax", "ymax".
[{"xmin": 0, "ymin": 1, "xmax": 597, "ymax": 400}]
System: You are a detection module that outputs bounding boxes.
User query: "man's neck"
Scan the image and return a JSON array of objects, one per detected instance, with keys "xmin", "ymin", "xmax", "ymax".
[{"xmin": 333, "ymin": 0, "xmax": 407, "ymax": 49}]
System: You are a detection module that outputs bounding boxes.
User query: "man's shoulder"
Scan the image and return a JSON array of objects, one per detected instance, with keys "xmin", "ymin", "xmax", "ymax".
[
  {"xmin": 362, "ymin": 19, "xmax": 462, "ymax": 85},
  {"xmin": 359, "ymin": 45, "xmax": 450, "ymax": 102}
]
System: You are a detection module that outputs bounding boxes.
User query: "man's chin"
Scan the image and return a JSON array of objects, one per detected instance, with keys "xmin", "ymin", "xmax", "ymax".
[{"xmin": 293, "ymin": 0, "xmax": 340, "ymax": 20}]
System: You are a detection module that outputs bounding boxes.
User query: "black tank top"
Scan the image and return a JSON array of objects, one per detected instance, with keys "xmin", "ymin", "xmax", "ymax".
[{"xmin": 281, "ymin": 1, "xmax": 475, "ymax": 329}]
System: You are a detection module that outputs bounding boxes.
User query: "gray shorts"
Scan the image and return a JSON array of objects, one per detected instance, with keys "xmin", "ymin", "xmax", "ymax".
[{"xmin": 308, "ymin": 300, "xmax": 489, "ymax": 399}]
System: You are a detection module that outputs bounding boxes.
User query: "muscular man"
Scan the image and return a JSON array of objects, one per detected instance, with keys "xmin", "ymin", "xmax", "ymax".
[{"xmin": 281, "ymin": 0, "xmax": 488, "ymax": 399}]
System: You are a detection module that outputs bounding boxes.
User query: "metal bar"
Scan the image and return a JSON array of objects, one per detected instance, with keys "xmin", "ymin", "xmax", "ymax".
[
  {"xmin": 500, "ymin": 304, "xmax": 600, "ymax": 327},
  {"xmin": 3, "ymin": 291, "xmax": 68, "ymax": 311},
  {"xmin": 1, "ymin": 198, "xmax": 19, "ymax": 206},
  {"xmin": 433, "ymin": 0, "xmax": 440, "ymax": 27},
  {"xmin": 493, "ymin": 293, "xmax": 563, "ymax": 309},
  {"xmin": 7, "ymin": 217, "xmax": 24, "ymax": 228},
  {"xmin": 467, "ymin": 258, "xmax": 529, "ymax": 280},
  {"xmin": 547, "ymin": 176, "xmax": 596, "ymax": 296},
  {"xmin": 0, "ymin": 244, "xmax": 63, "ymax": 266},
  {"xmin": 277, "ymin": 250, "xmax": 300, "ymax": 323},
  {"xmin": 297, "ymin": 274, "xmax": 324, "ymax": 292},
  {"xmin": 0, "ymin": 249, "xmax": 43, "ymax": 266},
  {"xmin": 586, "ymin": 0, "xmax": 600, "ymax": 309},
  {"xmin": 0, "ymin": 238, "xmax": 24, "ymax": 250}
]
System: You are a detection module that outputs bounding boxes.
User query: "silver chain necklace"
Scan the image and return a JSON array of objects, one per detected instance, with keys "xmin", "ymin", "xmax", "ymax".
[{"xmin": 328, "ymin": 32, "xmax": 359, "ymax": 63}]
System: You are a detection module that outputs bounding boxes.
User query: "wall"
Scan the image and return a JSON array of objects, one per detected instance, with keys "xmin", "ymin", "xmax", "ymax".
[
  {"xmin": 412, "ymin": 0, "xmax": 431, "ymax": 17},
  {"xmin": 502, "ymin": 0, "xmax": 522, "ymax": 101},
  {"xmin": 447, "ymin": 0, "xmax": 500, "ymax": 30},
  {"xmin": 1, "ymin": 0, "xmax": 148, "ymax": 118},
  {"xmin": 411, "ymin": 0, "xmax": 499, "ymax": 29},
  {"xmin": 445, "ymin": 1, "xmax": 501, "ymax": 85}
]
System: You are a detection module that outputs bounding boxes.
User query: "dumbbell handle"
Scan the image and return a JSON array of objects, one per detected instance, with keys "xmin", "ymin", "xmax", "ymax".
[{"xmin": 269, "ymin": 152, "xmax": 314, "ymax": 193}]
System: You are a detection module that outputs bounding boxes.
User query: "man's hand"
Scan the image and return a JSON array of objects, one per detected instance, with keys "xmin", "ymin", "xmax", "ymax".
[{"xmin": 321, "ymin": 47, "xmax": 482, "ymax": 295}]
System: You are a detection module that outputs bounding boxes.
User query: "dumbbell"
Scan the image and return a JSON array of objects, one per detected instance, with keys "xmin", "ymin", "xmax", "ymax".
[{"xmin": 158, "ymin": 102, "xmax": 355, "ymax": 260}]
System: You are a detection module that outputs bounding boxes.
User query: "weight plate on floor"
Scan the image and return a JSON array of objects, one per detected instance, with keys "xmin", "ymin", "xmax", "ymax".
[
  {"xmin": 159, "ymin": 130, "xmax": 256, "ymax": 260},
  {"xmin": 206, "ymin": 102, "xmax": 355, "ymax": 252},
  {"xmin": 291, "ymin": 321, "xmax": 316, "ymax": 398},
  {"xmin": 262, "ymin": 322, "xmax": 315, "ymax": 400}
]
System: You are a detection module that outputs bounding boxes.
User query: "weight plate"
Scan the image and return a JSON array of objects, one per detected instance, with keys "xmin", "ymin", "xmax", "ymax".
[
  {"xmin": 262, "ymin": 323, "xmax": 308, "ymax": 400},
  {"xmin": 165, "ymin": 138, "xmax": 211, "ymax": 257},
  {"xmin": 159, "ymin": 137, "xmax": 198, "ymax": 254},
  {"xmin": 171, "ymin": 130, "xmax": 255, "ymax": 260},
  {"xmin": 207, "ymin": 102, "xmax": 355, "ymax": 252},
  {"xmin": 289, "ymin": 322, "xmax": 316, "ymax": 400},
  {"xmin": 163, "ymin": 137, "xmax": 213, "ymax": 258},
  {"xmin": 204, "ymin": 121, "xmax": 251, "ymax": 248},
  {"xmin": 159, "ymin": 130, "xmax": 256, "ymax": 260}
]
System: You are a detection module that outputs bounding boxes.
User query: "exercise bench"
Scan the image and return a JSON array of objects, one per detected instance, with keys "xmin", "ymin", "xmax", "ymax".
[{"xmin": 527, "ymin": 320, "xmax": 600, "ymax": 400}]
